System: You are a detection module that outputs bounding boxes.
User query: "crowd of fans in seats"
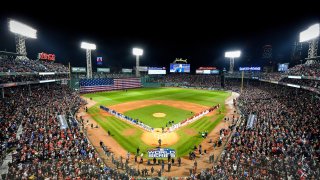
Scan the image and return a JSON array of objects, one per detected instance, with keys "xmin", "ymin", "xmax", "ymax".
[
  {"xmin": 72, "ymin": 73, "xmax": 136, "ymax": 79},
  {"xmin": 280, "ymin": 78, "xmax": 320, "ymax": 89},
  {"xmin": 196, "ymin": 80, "xmax": 319, "ymax": 179},
  {"xmin": 0, "ymin": 74, "xmax": 69, "ymax": 84},
  {"xmin": 224, "ymin": 78, "xmax": 242, "ymax": 92},
  {"xmin": 148, "ymin": 74, "xmax": 221, "ymax": 88},
  {"xmin": 0, "ymin": 58, "xmax": 68, "ymax": 72},
  {"xmin": 285, "ymin": 63, "xmax": 320, "ymax": 77},
  {"xmin": 259, "ymin": 72, "xmax": 284, "ymax": 81},
  {"xmin": 0, "ymin": 84, "xmax": 130, "ymax": 179}
]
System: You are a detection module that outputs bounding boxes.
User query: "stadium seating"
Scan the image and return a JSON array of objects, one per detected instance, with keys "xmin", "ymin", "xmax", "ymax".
[{"xmin": 195, "ymin": 80, "xmax": 320, "ymax": 179}]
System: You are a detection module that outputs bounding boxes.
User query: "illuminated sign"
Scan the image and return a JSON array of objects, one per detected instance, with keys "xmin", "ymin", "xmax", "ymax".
[
  {"xmin": 138, "ymin": 66, "xmax": 148, "ymax": 72},
  {"xmin": 72, "ymin": 67, "xmax": 86, "ymax": 73},
  {"xmin": 122, "ymin": 68, "xmax": 133, "ymax": 73},
  {"xmin": 239, "ymin": 67, "xmax": 261, "ymax": 71},
  {"xmin": 278, "ymin": 63, "xmax": 289, "ymax": 72},
  {"xmin": 148, "ymin": 148, "xmax": 176, "ymax": 158},
  {"xmin": 38, "ymin": 52, "xmax": 55, "ymax": 61},
  {"xmin": 148, "ymin": 67, "xmax": 166, "ymax": 74},
  {"xmin": 198, "ymin": 67, "xmax": 217, "ymax": 70},
  {"xmin": 196, "ymin": 69, "xmax": 219, "ymax": 74},
  {"xmin": 97, "ymin": 68, "xmax": 110, "ymax": 73},
  {"xmin": 97, "ymin": 57, "xmax": 103, "ymax": 65}
]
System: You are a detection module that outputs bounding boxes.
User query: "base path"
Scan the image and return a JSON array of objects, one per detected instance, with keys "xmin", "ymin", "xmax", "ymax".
[
  {"xmin": 78, "ymin": 92, "xmax": 240, "ymax": 177},
  {"xmin": 141, "ymin": 128, "xmax": 179, "ymax": 146},
  {"xmin": 108, "ymin": 100, "xmax": 210, "ymax": 114}
]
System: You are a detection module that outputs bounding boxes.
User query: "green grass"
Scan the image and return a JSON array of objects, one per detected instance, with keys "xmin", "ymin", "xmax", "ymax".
[
  {"xmin": 85, "ymin": 87, "xmax": 230, "ymax": 157},
  {"xmin": 124, "ymin": 105, "xmax": 194, "ymax": 128}
]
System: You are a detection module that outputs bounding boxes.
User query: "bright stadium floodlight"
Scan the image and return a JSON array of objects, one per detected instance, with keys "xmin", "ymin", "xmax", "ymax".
[
  {"xmin": 299, "ymin": 23, "xmax": 319, "ymax": 43},
  {"xmin": 9, "ymin": 19, "xmax": 37, "ymax": 60},
  {"xmin": 132, "ymin": 48, "xmax": 143, "ymax": 77},
  {"xmin": 81, "ymin": 41, "xmax": 96, "ymax": 79},
  {"xmin": 81, "ymin": 42, "xmax": 96, "ymax": 50},
  {"xmin": 9, "ymin": 20, "xmax": 37, "ymax": 39},
  {"xmin": 299, "ymin": 23, "xmax": 320, "ymax": 64},
  {"xmin": 225, "ymin": 50, "xmax": 241, "ymax": 73},
  {"xmin": 225, "ymin": 50, "xmax": 241, "ymax": 58},
  {"xmin": 133, "ymin": 48, "xmax": 143, "ymax": 56}
]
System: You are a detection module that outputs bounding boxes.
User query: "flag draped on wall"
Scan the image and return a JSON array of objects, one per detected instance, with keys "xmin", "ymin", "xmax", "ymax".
[{"xmin": 79, "ymin": 78, "xmax": 141, "ymax": 93}]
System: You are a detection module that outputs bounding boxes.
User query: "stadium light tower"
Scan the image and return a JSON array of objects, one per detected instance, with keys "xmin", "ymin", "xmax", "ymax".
[
  {"xmin": 299, "ymin": 23, "xmax": 319, "ymax": 64},
  {"xmin": 133, "ymin": 48, "xmax": 143, "ymax": 77},
  {"xmin": 81, "ymin": 42, "xmax": 96, "ymax": 79},
  {"xmin": 225, "ymin": 50, "xmax": 241, "ymax": 73},
  {"xmin": 9, "ymin": 20, "xmax": 37, "ymax": 60}
]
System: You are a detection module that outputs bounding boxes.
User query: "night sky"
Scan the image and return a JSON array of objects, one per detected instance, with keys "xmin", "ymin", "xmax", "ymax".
[{"xmin": 0, "ymin": 2, "xmax": 319, "ymax": 72}]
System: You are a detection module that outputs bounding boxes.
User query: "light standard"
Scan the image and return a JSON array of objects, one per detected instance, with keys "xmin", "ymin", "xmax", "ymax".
[
  {"xmin": 132, "ymin": 48, "xmax": 143, "ymax": 77},
  {"xmin": 9, "ymin": 20, "xmax": 37, "ymax": 60},
  {"xmin": 225, "ymin": 50, "xmax": 241, "ymax": 73},
  {"xmin": 81, "ymin": 42, "xmax": 96, "ymax": 79},
  {"xmin": 299, "ymin": 23, "xmax": 319, "ymax": 64}
]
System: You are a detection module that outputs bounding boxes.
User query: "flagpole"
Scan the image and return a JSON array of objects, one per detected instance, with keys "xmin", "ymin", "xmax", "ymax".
[
  {"xmin": 68, "ymin": 62, "xmax": 71, "ymax": 79},
  {"xmin": 68, "ymin": 62, "xmax": 71, "ymax": 89},
  {"xmin": 241, "ymin": 71, "xmax": 244, "ymax": 93}
]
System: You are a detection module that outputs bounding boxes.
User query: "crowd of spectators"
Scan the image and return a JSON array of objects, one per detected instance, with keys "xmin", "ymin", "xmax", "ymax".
[
  {"xmin": 148, "ymin": 74, "xmax": 221, "ymax": 88},
  {"xmin": 0, "ymin": 74, "xmax": 69, "ymax": 84},
  {"xmin": 259, "ymin": 72, "xmax": 284, "ymax": 81},
  {"xmin": 0, "ymin": 58, "xmax": 68, "ymax": 73},
  {"xmin": 2, "ymin": 66, "xmax": 320, "ymax": 179},
  {"xmin": 280, "ymin": 78, "xmax": 320, "ymax": 89},
  {"xmin": 0, "ymin": 84, "xmax": 130, "ymax": 179},
  {"xmin": 196, "ymin": 80, "xmax": 320, "ymax": 179},
  {"xmin": 285, "ymin": 63, "xmax": 320, "ymax": 77}
]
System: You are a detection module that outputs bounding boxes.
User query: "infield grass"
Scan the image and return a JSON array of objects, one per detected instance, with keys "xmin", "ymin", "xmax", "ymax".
[
  {"xmin": 124, "ymin": 105, "xmax": 194, "ymax": 128},
  {"xmin": 84, "ymin": 87, "xmax": 230, "ymax": 157}
]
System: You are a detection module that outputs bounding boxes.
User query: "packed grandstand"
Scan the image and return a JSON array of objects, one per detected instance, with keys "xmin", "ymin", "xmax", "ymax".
[
  {"xmin": 1, "ymin": 20, "xmax": 320, "ymax": 180},
  {"xmin": 1, "ymin": 54, "xmax": 319, "ymax": 179}
]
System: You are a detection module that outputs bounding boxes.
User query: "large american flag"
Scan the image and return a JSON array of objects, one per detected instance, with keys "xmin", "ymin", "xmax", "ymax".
[{"xmin": 80, "ymin": 78, "xmax": 141, "ymax": 93}]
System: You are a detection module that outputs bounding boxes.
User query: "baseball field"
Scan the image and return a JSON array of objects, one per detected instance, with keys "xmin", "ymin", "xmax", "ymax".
[{"xmin": 84, "ymin": 87, "xmax": 230, "ymax": 157}]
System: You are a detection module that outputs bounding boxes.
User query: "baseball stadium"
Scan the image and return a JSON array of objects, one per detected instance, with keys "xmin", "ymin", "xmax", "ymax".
[{"xmin": 0, "ymin": 13, "xmax": 320, "ymax": 180}]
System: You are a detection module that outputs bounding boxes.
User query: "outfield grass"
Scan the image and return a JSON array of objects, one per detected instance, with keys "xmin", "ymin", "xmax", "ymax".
[
  {"xmin": 85, "ymin": 88, "xmax": 230, "ymax": 157},
  {"xmin": 124, "ymin": 105, "xmax": 194, "ymax": 128}
]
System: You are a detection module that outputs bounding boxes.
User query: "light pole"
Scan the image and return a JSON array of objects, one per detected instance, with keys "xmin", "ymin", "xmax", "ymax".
[
  {"xmin": 133, "ymin": 48, "xmax": 143, "ymax": 77},
  {"xmin": 81, "ymin": 42, "xmax": 96, "ymax": 79},
  {"xmin": 9, "ymin": 20, "xmax": 37, "ymax": 60},
  {"xmin": 225, "ymin": 50, "xmax": 241, "ymax": 74},
  {"xmin": 299, "ymin": 23, "xmax": 319, "ymax": 64}
]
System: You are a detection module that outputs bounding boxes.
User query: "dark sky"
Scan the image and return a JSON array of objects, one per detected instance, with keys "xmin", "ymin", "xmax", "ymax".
[{"xmin": 1, "ymin": 2, "xmax": 319, "ymax": 72}]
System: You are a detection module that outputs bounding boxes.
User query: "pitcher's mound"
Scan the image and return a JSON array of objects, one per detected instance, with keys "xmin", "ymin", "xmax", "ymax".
[{"xmin": 153, "ymin": 113, "xmax": 166, "ymax": 117}]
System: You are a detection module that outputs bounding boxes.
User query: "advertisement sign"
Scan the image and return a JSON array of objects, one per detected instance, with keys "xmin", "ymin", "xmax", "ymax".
[
  {"xmin": 278, "ymin": 63, "xmax": 289, "ymax": 72},
  {"xmin": 239, "ymin": 67, "xmax": 261, "ymax": 71},
  {"xmin": 148, "ymin": 148, "xmax": 176, "ymax": 158},
  {"xmin": 72, "ymin": 67, "xmax": 86, "ymax": 73},
  {"xmin": 210, "ymin": 70, "xmax": 220, "ymax": 74},
  {"xmin": 170, "ymin": 64, "xmax": 190, "ymax": 73},
  {"xmin": 97, "ymin": 57, "xmax": 103, "ymax": 65},
  {"xmin": 138, "ymin": 66, "xmax": 148, "ymax": 72},
  {"xmin": 198, "ymin": 67, "xmax": 217, "ymax": 70},
  {"xmin": 148, "ymin": 67, "xmax": 166, "ymax": 74},
  {"xmin": 38, "ymin": 52, "xmax": 55, "ymax": 61},
  {"xmin": 97, "ymin": 68, "xmax": 110, "ymax": 73},
  {"xmin": 196, "ymin": 69, "xmax": 220, "ymax": 74},
  {"xmin": 122, "ymin": 68, "xmax": 133, "ymax": 73}
]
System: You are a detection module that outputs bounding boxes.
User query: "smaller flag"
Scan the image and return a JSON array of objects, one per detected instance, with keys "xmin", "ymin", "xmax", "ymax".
[{"xmin": 97, "ymin": 57, "xmax": 103, "ymax": 65}]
